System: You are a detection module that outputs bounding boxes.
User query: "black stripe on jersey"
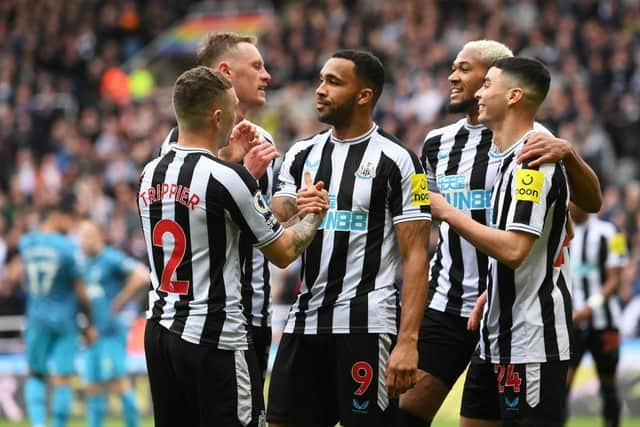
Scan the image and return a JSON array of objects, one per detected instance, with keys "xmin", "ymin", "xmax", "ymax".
[
  {"xmin": 581, "ymin": 228, "xmax": 592, "ymax": 330},
  {"xmin": 598, "ymin": 235, "xmax": 614, "ymax": 327},
  {"xmin": 470, "ymin": 129, "xmax": 493, "ymax": 294},
  {"xmin": 319, "ymin": 140, "xmax": 369, "ymax": 331},
  {"xmin": 421, "ymin": 134, "xmax": 442, "ymax": 177},
  {"xmin": 261, "ymin": 260, "xmax": 270, "ymax": 327},
  {"xmin": 482, "ymin": 273, "xmax": 493, "ymax": 361},
  {"xmin": 427, "ymin": 228, "xmax": 445, "ymax": 304},
  {"xmin": 293, "ymin": 141, "xmax": 334, "ymax": 333},
  {"xmin": 169, "ymin": 154, "xmax": 198, "ymax": 336},
  {"xmin": 240, "ymin": 238, "xmax": 254, "ymax": 324},
  {"xmin": 557, "ymin": 271, "xmax": 574, "ymax": 358},
  {"xmin": 148, "ymin": 151, "xmax": 176, "ymax": 320},
  {"xmin": 492, "ymin": 153, "xmax": 516, "ymax": 227},
  {"xmin": 350, "ymin": 153, "xmax": 395, "ymax": 330},
  {"xmin": 201, "ymin": 174, "xmax": 230, "ymax": 347},
  {"xmin": 538, "ymin": 165, "xmax": 567, "ymax": 361},
  {"xmin": 496, "ymin": 262, "xmax": 516, "ymax": 361},
  {"xmin": 169, "ymin": 127, "xmax": 179, "ymax": 143}
]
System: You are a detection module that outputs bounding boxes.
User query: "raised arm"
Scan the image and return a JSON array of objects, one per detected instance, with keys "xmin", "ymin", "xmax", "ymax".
[
  {"xmin": 517, "ymin": 133, "xmax": 602, "ymax": 212},
  {"xmin": 430, "ymin": 192, "xmax": 536, "ymax": 269},
  {"xmin": 386, "ymin": 219, "xmax": 430, "ymax": 399},
  {"xmin": 260, "ymin": 172, "xmax": 328, "ymax": 268}
]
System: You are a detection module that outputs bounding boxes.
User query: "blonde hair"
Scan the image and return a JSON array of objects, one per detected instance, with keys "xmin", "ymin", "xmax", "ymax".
[
  {"xmin": 197, "ymin": 32, "xmax": 257, "ymax": 67},
  {"xmin": 463, "ymin": 40, "xmax": 514, "ymax": 67}
]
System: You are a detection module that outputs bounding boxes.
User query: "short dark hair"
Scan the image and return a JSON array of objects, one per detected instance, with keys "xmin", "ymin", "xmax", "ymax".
[
  {"xmin": 197, "ymin": 32, "xmax": 257, "ymax": 67},
  {"xmin": 492, "ymin": 57, "xmax": 550, "ymax": 107},
  {"xmin": 172, "ymin": 66, "xmax": 233, "ymax": 131},
  {"xmin": 332, "ymin": 49, "xmax": 385, "ymax": 106}
]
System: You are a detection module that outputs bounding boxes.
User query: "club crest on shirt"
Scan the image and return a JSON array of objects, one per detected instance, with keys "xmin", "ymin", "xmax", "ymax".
[
  {"xmin": 411, "ymin": 173, "xmax": 430, "ymax": 206},
  {"xmin": 515, "ymin": 169, "xmax": 543, "ymax": 203},
  {"xmin": 253, "ymin": 191, "xmax": 277, "ymax": 227},
  {"xmin": 355, "ymin": 161, "xmax": 376, "ymax": 179}
]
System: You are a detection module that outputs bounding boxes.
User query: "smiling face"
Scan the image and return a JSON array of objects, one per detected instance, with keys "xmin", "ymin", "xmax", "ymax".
[
  {"xmin": 225, "ymin": 42, "xmax": 271, "ymax": 112},
  {"xmin": 474, "ymin": 66, "xmax": 509, "ymax": 127},
  {"xmin": 448, "ymin": 47, "xmax": 489, "ymax": 114},
  {"xmin": 315, "ymin": 57, "xmax": 362, "ymax": 127}
]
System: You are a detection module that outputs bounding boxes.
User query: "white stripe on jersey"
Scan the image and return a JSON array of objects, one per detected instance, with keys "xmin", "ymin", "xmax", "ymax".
[
  {"xmin": 422, "ymin": 118, "xmax": 550, "ymax": 317},
  {"xmin": 275, "ymin": 124, "xmax": 431, "ymax": 335},
  {"xmin": 234, "ymin": 350, "xmax": 253, "ymax": 426},
  {"xmin": 159, "ymin": 124, "xmax": 277, "ymax": 328},
  {"xmin": 570, "ymin": 216, "xmax": 628, "ymax": 330},
  {"xmin": 480, "ymin": 130, "xmax": 572, "ymax": 364},
  {"xmin": 139, "ymin": 145, "xmax": 283, "ymax": 349}
]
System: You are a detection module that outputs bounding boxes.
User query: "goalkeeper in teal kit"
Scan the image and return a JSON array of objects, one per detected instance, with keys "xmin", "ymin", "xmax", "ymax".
[
  {"xmin": 78, "ymin": 219, "xmax": 149, "ymax": 427},
  {"xmin": 19, "ymin": 209, "xmax": 96, "ymax": 427}
]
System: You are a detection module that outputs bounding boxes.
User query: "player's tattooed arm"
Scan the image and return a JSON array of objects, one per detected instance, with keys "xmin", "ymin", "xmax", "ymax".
[
  {"xmin": 262, "ymin": 172, "xmax": 328, "ymax": 268},
  {"xmin": 270, "ymin": 196, "xmax": 298, "ymax": 226}
]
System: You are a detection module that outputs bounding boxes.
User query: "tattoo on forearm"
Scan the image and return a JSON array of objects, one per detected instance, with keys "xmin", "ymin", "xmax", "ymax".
[
  {"xmin": 290, "ymin": 213, "xmax": 321, "ymax": 255},
  {"xmin": 273, "ymin": 198, "xmax": 298, "ymax": 224}
]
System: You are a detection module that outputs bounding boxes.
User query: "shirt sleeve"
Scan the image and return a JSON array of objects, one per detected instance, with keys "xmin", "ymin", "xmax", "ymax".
[
  {"xmin": 224, "ymin": 166, "xmax": 285, "ymax": 249},
  {"xmin": 389, "ymin": 149, "xmax": 433, "ymax": 225},
  {"xmin": 506, "ymin": 162, "xmax": 564, "ymax": 236},
  {"xmin": 605, "ymin": 226, "xmax": 629, "ymax": 268},
  {"xmin": 273, "ymin": 142, "xmax": 303, "ymax": 199}
]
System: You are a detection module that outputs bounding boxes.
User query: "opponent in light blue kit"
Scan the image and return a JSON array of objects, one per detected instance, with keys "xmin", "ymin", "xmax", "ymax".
[
  {"xmin": 78, "ymin": 220, "xmax": 149, "ymax": 427},
  {"xmin": 19, "ymin": 209, "xmax": 96, "ymax": 427}
]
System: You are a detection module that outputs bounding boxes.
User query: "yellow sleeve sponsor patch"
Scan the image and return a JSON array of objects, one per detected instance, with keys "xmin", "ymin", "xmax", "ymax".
[
  {"xmin": 515, "ymin": 169, "xmax": 544, "ymax": 203},
  {"xmin": 609, "ymin": 232, "xmax": 627, "ymax": 256},
  {"xmin": 411, "ymin": 173, "xmax": 430, "ymax": 206}
]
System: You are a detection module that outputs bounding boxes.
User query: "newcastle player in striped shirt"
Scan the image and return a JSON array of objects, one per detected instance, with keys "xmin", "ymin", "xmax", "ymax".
[
  {"xmin": 139, "ymin": 67, "xmax": 328, "ymax": 427},
  {"xmin": 267, "ymin": 50, "xmax": 432, "ymax": 427},
  {"xmin": 566, "ymin": 202, "xmax": 628, "ymax": 427},
  {"xmin": 158, "ymin": 32, "xmax": 280, "ymax": 379},
  {"xmin": 399, "ymin": 40, "xmax": 602, "ymax": 427},
  {"xmin": 430, "ymin": 58, "xmax": 571, "ymax": 426}
]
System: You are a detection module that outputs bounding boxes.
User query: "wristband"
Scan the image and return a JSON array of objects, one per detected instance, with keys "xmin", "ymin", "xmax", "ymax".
[{"xmin": 587, "ymin": 293, "xmax": 604, "ymax": 310}]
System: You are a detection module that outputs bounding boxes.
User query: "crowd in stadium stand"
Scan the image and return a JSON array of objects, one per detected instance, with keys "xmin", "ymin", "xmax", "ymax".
[{"xmin": 1, "ymin": 0, "xmax": 640, "ymax": 338}]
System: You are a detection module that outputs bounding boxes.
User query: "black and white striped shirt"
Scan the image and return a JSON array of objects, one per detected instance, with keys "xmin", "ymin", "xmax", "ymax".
[
  {"xmin": 275, "ymin": 124, "xmax": 432, "ymax": 335},
  {"xmin": 479, "ymin": 130, "xmax": 573, "ymax": 364},
  {"xmin": 138, "ymin": 145, "xmax": 283, "ymax": 349},
  {"xmin": 570, "ymin": 216, "xmax": 628, "ymax": 330},
  {"xmin": 421, "ymin": 118, "xmax": 549, "ymax": 317},
  {"xmin": 160, "ymin": 124, "xmax": 277, "ymax": 328}
]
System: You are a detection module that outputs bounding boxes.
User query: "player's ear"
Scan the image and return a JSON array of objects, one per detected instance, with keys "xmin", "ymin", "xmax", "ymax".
[
  {"xmin": 217, "ymin": 61, "xmax": 232, "ymax": 77},
  {"xmin": 358, "ymin": 88, "xmax": 374, "ymax": 106},
  {"xmin": 507, "ymin": 87, "xmax": 524, "ymax": 106},
  {"xmin": 212, "ymin": 108, "xmax": 222, "ymax": 129}
]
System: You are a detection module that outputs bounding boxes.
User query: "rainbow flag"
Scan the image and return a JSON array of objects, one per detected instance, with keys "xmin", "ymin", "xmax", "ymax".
[{"xmin": 156, "ymin": 12, "xmax": 272, "ymax": 54}]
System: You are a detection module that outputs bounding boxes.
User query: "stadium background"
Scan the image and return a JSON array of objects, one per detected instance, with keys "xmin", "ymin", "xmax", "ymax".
[{"xmin": 0, "ymin": 0, "xmax": 639, "ymax": 425}]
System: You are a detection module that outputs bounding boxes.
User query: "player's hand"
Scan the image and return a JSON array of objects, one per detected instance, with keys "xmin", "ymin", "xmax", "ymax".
[
  {"xmin": 467, "ymin": 291, "xmax": 487, "ymax": 331},
  {"xmin": 220, "ymin": 120, "xmax": 260, "ymax": 162},
  {"xmin": 386, "ymin": 339, "xmax": 418, "ymax": 399},
  {"xmin": 467, "ymin": 303, "xmax": 483, "ymax": 331},
  {"xmin": 111, "ymin": 298, "xmax": 124, "ymax": 313},
  {"xmin": 244, "ymin": 138, "xmax": 279, "ymax": 179},
  {"xmin": 428, "ymin": 192, "xmax": 449, "ymax": 221},
  {"xmin": 296, "ymin": 171, "xmax": 328, "ymax": 219},
  {"xmin": 83, "ymin": 325, "xmax": 98, "ymax": 345},
  {"xmin": 572, "ymin": 307, "xmax": 592, "ymax": 324},
  {"xmin": 516, "ymin": 132, "xmax": 572, "ymax": 168}
]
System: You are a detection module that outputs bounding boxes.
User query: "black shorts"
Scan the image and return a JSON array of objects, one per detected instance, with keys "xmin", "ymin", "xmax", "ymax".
[
  {"xmin": 570, "ymin": 327, "xmax": 620, "ymax": 376},
  {"xmin": 248, "ymin": 325, "xmax": 272, "ymax": 380},
  {"xmin": 267, "ymin": 333, "xmax": 397, "ymax": 427},
  {"xmin": 461, "ymin": 353, "xmax": 568, "ymax": 426},
  {"xmin": 145, "ymin": 320, "xmax": 265, "ymax": 427},
  {"xmin": 418, "ymin": 308, "xmax": 479, "ymax": 387}
]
